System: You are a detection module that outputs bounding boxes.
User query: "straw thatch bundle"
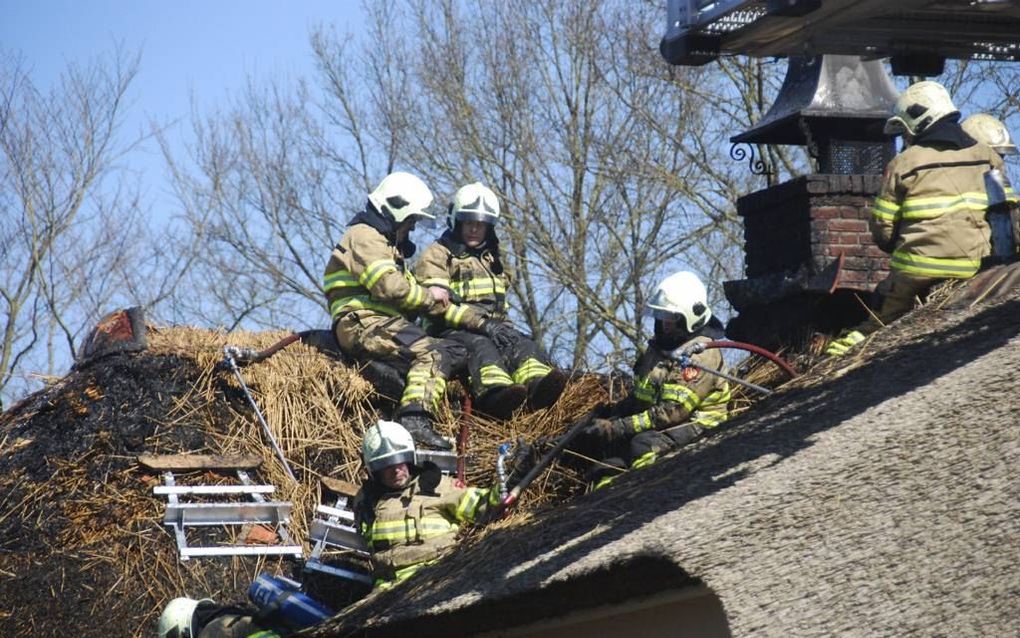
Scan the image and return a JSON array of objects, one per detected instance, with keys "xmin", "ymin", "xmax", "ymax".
[{"xmin": 0, "ymin": 322, "xmax": 630, "ymax": 636}]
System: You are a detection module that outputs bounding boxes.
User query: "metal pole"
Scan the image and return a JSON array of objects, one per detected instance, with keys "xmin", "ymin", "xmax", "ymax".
[
  {"xmin": 678, "ymin": 357, "xmax": 774, "ymax": 396},
  {"xmin": 223, "ymin": 347, "xmax": 298, "ymax": 483}
]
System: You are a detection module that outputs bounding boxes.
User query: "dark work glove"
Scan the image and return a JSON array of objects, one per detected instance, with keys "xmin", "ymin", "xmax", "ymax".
[
  {"xmin": 481, "ymin": 319, "xmax": 517, "ymax": 351},
  {"xmin": 506, "ymin": 436, "xmax": 538, "ymax": 488},
  {"xmin": 418, "ymin": 461, "xmax": 442, "ymax": 495},
  {"xmin": 584, "ymin": 417, "xmax": 629, "ymax": 443}
]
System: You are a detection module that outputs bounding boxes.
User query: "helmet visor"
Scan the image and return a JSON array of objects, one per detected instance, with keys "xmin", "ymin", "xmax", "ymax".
[
  {"xmin": 368, "ymin": 449, "xmax": 416, "ymax": 473},
  {"xmin": 454, "ymin": 210, "xmax": 497, "ymax": 225}
]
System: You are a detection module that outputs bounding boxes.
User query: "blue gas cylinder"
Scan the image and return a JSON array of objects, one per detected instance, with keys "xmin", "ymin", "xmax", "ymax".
[{"xmin": 248, "ymin": 573, "xmax": 334, "ymax": 631}]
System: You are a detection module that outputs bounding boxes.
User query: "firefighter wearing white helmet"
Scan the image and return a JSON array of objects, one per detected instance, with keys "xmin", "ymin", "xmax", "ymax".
[
  {"xmin": 883, "ymin": 80, "xmax": 959, "ymax": 139},
  {"xmin": 157, "ymin": 597, "xmax": 207, "ymax": 638},
  {"xmin": 578, "ymin": 270, "xmax": 731, "ymax": 489},
  {"xmin": 324, "ymin": 172, "xmax": 467, "ymax": 449},
  {"xmin": 962, "ymin": 113, "xmax": 1018, "ymax": 157},
  {"xmin": 156, "ymin": 597, "xmax": 277, "ymax": 638},
  {"xmin": 826, "ymin": 81, "xmax": 1017, "ymax": 356},
  {"xmin": 414, "ymin": 182, "xmax": 567, "ymax": 420},
  {"xmin": 355, "ymin": 419, "xmax": 506, "ymax": 587}
]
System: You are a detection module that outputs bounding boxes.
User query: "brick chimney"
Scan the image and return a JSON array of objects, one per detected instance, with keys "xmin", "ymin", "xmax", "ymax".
[{"xmin": 722, "ymin": 55, "xmax": 898, "ymax": 350}]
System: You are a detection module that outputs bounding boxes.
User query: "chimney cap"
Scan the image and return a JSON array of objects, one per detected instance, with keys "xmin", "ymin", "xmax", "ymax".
[{"xmin": 731, "ymin": 55, "xmax": 899, "ymax": 146}]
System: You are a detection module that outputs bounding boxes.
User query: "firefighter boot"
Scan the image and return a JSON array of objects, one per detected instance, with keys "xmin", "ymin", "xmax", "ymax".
[
  {"xmin": 399, "ymin": 412, "xmax": 453, "ymax": 450},
  {"xmin": 526, "ymin": 369, "xmax": 568, "ymax": 411},
  {"xmin": 586, "ymin": 457, "xmax": 627, "ymax": 491},
  {"xmin": 475, "ymin": 384, "xmax": 528, "ymax": 421}
]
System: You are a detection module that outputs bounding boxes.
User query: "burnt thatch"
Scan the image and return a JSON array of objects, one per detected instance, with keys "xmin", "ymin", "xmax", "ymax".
[{"xmin": 309, "ymin": 270, "xmax": 1020, "ymax": 638}]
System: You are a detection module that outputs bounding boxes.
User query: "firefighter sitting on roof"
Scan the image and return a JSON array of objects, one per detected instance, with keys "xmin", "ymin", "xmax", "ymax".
[
  {"xmin": 354, "ymin": 419, "xmax": 529, "ymax": 588},
  {"xmin": 323, "ymin": 171, "xmax": 467, "ymax": 450},
  {"xmin": 826, "ymin": 81, "xmax": 1017, "ymax": 356},
  {"xmin": 576, "ymin": 271, "xmax": 731, "ymax": 489},
  {"xmin": 413, "ymin": 182, "xmax": 567, "ymax": 420}
]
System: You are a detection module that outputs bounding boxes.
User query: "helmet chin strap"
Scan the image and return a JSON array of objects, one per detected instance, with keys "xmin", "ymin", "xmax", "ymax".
[{"xmin": 653, "ymin": 319, "xmax": 691, "ymax": 351}]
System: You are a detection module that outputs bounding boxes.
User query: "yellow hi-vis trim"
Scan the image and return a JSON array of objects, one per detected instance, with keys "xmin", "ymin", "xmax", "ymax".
[
  {"xmin": 450, "ymin": 277, "xmax": 506, "ymax": 301},
  {"xmin": 323, "ymin": 269, "xmax": 360, "ymax": 292},
  {"xmin": 659, "ymin": 382, "xmax": 699, "ymax": 412},
  {"xmin": 871, "ymin": 197, "xmax": 900, "ymax": 222},
  {"xmin": 478, "ymin": 364, "xmax": 514, "ymax": 387},
  {"xmin": 629, "ymin": 411, "xmax": 653, "ymax": 433},
  {"xmin": 890, "ymin": 251, "xmax": 980, "ymax": 278},
  {"xmin": 898, "ymin": 192, "xmax": 990, "ymax": 219},
  {"xmin": 444, "ymin": 304, "xmax": 470, "ymax": 326},
  {"xmin": 374, "ymin": 560, "xmax": 437, "ymax": 589},
  {"xmin": 329, "ymin": 295, "xmax": 401, "ymax": 319},
  {"xmin": 512, "ymin": 358, "xmax": 552, "ymax": 384},
  {"xmin": 360, "ymin": 259, "xmax": 399, "ymax": 289}
]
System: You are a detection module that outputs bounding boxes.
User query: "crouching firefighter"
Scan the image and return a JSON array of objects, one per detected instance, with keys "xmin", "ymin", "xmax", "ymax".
[
  {"xmin": 826, "ymin": 82, "xmax": 1017, "ymax": 356},
  {"xmin": 323, "ymin": 171, "xmax": 467, "ymax": 449},
  {"xmin": 413, "ymin": 182, "xmax": 567, "ymax": 419},
  {"xmin": 575, "ymin": 271, "xmax": 731, "ymax": 489},
  {"xmin": 354, "ymin": 419, "xmax": 531, "ymax": 588}
]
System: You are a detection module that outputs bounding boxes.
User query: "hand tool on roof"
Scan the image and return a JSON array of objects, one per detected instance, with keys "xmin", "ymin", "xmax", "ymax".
[
  {"xmin": 221, "ymin": 346, "xmax": 298, "ymax": 484},
  {"xmin": 495, "ymin": 406, "xmax": 600, "ymax": 515}
]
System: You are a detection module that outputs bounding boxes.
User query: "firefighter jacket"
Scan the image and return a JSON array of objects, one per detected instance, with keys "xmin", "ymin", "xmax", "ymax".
[
  {"xmin": 358, "ymin": 471, "xmax": 497, "ymax": 582},
  {"xmin": 414, "ymin": 230, "xmax": 508, "ymax": 332},
  {"xmin": 870, "ymin": 119, "xmax": 1017, "ymax": 279},
  {"xmin": 622, "ymin": 332, "xmax": 731, "ymax": 435},
  {"xmin": 323, "ymin": 208, "xmax": 442, "ymax": 323}
]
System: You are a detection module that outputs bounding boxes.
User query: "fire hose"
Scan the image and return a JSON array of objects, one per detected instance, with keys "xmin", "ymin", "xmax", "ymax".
[
  {"xmin": 671, "ymin": 339, "xmax": 797, "ymax": 397},
  {"xmin": 495, "ymin": 340, "xmax": 796, "ymax": 514}
]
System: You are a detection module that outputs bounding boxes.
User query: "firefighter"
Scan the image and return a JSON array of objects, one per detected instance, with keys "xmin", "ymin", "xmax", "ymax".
[
  {"xmin": 354, "ymin": 419, "xmax": 519, "ymax": 587},
  {"xmin": 577, "ymin": 271, "xmax": 731, "ymax": 489},
  {"xmin": 826, "ymin": 82, "xmax": 1017, "ymax": 356},
  {"xmin": 962, "ymin": 113, "xmax": 1018, "ymax": 159},
  {"xmin": 413, "ymin": 182, "xmax": 567, "ymax": 419},
  {"xmin": 323, "ymin": 172, "xmax": 467, "ymax": 450},
  {"xmin": 156, "ymin": 597, "xmax": 281, "ymax": 638}
]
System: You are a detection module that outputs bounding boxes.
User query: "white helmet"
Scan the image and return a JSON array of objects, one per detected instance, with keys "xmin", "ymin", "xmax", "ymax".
[
  {"xmin": 368, "ymin": 172, "xmax": 436, "ymax": 224},
  {"xmin": 156, "ymin": 597, "xmax": 211, "ymax": 638},
  {"xmin": 362, "ymin": 419, "xmax": 416, "ymax": 473},
  {"xmin": 647, "ymin": 271, "xmax": 712, "ymax": 333},
  {"xmin": 962, "ymin": 113, "xmax": 1018, "ymax": 156},
  {"xmin": 448, "ymin": 182, "xmax": 500, "ymax": 229},
  {"xmin": 884, "ymin": 81, "xmax": 958, "ymax": 138}
]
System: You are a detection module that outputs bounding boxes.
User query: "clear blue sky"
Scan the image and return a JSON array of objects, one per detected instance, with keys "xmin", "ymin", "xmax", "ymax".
[{"xmin": 1, "ymin": 0, "xmax": 365, "ymax": 219}]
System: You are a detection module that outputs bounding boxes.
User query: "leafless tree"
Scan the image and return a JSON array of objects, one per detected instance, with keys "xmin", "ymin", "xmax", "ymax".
[
  {"xmin": 313, "ymin": 0, "xmax": 794, "ymax": 368},
  {"xmin": 0, "ymin": 47, "xmax": 170, "ymax": 406}
]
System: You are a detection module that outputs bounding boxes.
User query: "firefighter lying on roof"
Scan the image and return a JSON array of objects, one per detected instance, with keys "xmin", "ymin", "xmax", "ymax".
[
  {"xmin": 323, "ymin": 171, "xmax": 467, "ymax": 450},
  {"xmin": 413, "ymin": 182, "xmax": 567, "ymax": 420},
  {"xmin": 574, "ymin": 271, "xmax": 731, "ymax": 489},
  {"xmin": 354, "ymin": 419, "xmax": 532, "ymax": 588}
]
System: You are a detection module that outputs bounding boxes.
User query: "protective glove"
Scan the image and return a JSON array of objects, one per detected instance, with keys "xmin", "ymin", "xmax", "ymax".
[
  {"xmin": 481, "ymin": 319, "xmax": 517, "ymax": 351},
  {"xmin": 824, "ymin": 329, "xmax": 865, "ymax": 356},
  {"xmin": 506, "ymin": 436, "xmax": 539, "ymax": 488},
  {"xmin": 418, "ymin": 461, "xmax": 442, "ymax": 495},
  {"xmin": 584, "ymin": 417, "xmax": 629, "ymax": 443}
]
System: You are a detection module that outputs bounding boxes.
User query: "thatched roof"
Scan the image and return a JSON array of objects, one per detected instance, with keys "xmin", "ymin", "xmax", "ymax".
[
  {"xmin": 310, "ymin": 269, "xmax": 1020, "ymax": 637},
  {"xmin": 0, "ymin": 323, "xmax": 613, "ymax": 637}
]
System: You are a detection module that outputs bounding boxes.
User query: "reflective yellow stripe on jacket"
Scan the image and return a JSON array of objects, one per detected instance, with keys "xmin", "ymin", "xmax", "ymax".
[
  {"xmin": 451, "ymin": 277, "xmax": 507, "ymax": 301},
  {"xmin": 692, "ymin": 384, "xmax": 731, "ymax": 429},
  {"xmin": 368, "ymin": 515, "xmax": 459, "ymax": 547}
]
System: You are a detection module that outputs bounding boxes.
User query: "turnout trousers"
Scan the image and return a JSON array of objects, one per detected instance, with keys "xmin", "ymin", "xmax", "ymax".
[{"xmin": 334, "ymin": 311, "xmax": 466, "ymax": 417}]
